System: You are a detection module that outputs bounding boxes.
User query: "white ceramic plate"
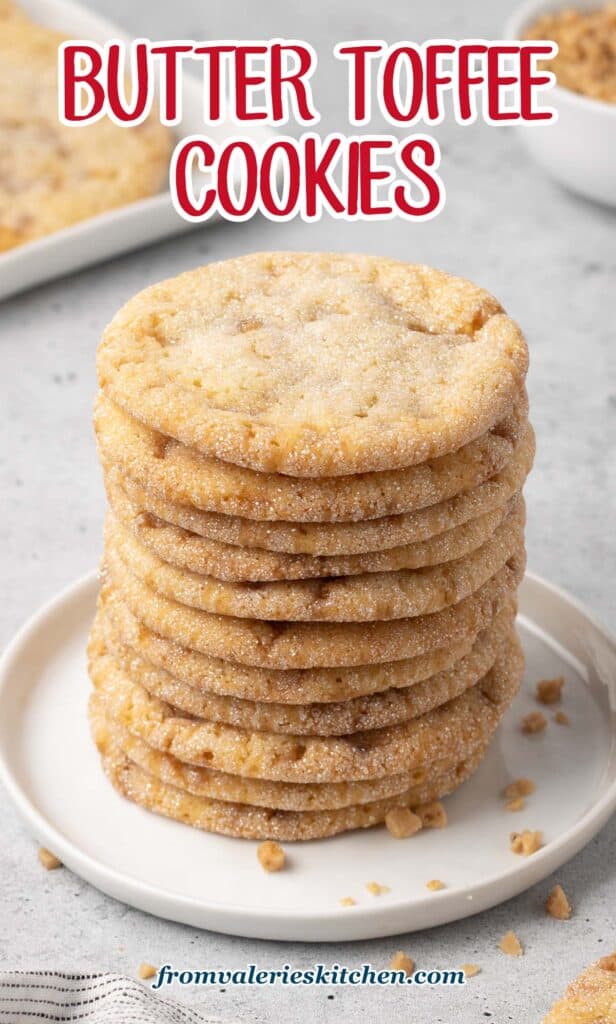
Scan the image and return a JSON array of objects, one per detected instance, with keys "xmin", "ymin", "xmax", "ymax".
[
  {"xmin": 0, "ymin": 570, "xmax": 615, "ymax": 942},
  {"xmin": 0, "ymin": 0, "xmax": 275, "ymax": 301}
]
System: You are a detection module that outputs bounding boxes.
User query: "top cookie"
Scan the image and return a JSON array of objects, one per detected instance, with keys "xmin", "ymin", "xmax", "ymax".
[{"xmin": 96, "ymin": 252, "xmax": 529, "ymax": 477}]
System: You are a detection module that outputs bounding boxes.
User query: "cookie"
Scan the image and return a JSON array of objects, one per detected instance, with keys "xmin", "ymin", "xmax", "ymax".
[
  {"xmin": 91, "ymin": 693, "xmax": 489, "ymax": 810},
  {"xmin": 94, "ymin": 390, "xmax": 528, "ymax": 522},
  {"xmin": 87, "ymin": 632, "xmax": 523, "ymax": 782},
  {"xmin": 107, "ymin": 470, "xmax": 518, "ymax": 582},
  {"xmin": 96, "ymin": 253, "xmax": 529, "ymax": 476},
  {"xmin": 102, "ymin": 545, "xmax": 525, "ymax": 668},
  {"xmin": 97, "ymin": 736, "xmax": 486, "ymax": 840},
  {"xmin": 100, "ymin": 581, "xmax": 500, "ymax": 704},
  {"xmin": 0, "ymin": 2, "xmax": 171, "ymax": 252},
  {"xmin": 97, "ymin": 602, "xmax": 514, "ymax": 734},
  {"xmin": 542, "ymin": 954, "xmax": 616, "ymax": 1023},
  {"xmin": 104, "ymin": 424, "xmax": 534, "ymax": 555},
  {"xmin": 106, "ymin": 499, "xmax": 524, "ymax": 621}
]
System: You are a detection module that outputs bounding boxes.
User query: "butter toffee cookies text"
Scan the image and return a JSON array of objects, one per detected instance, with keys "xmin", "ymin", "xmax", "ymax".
[{"xmin": 60, "ymin": 38, "xmax": 557, "ymax": 222}]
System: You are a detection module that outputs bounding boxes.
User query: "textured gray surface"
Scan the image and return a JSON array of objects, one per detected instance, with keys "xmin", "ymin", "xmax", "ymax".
[{"xmin": 1, "ymin": 0, "xmax": 615, "ymax": 1021}]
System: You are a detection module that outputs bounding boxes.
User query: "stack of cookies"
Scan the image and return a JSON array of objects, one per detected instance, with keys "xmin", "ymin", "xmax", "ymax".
[{"xmin": 89, "ymin": 252, "xmax": 533, "ymax": 841}]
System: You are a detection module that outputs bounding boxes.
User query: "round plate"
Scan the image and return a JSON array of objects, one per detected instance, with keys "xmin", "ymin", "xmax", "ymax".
[{"xmin": 0, "ymin": 572, "xmax": 615, "ymax": 942}]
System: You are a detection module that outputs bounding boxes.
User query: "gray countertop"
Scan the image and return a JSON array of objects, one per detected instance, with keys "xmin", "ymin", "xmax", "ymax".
[{"xmin": 1, "ymin": 0, "xmax": 615, "ymax": 1020}]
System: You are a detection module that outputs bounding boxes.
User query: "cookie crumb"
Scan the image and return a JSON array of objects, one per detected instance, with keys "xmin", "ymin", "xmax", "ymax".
[
  {"xmin": 426, "ymin": 879, "xmax": 446, "ymax": 891},
  {"xmin": 257, "ymin": 841, "xmax": 285, "ymax": 872},
  {"xmin": 536, "ymin": 676, "xmax": 564, "ymax": 705},
  {"xmin": 461, "ymin": 963, "xmax": 481, "ymax": 978},
  {"xmin": 391, "ymin": 951, "xmax": 414, "ymax": 976},
  {"xmin": 522, "ymin": 711, "xmax": 547, "ymax": 734},
  {"xmin": 385, "ymin": 807, "xmax": 422, "ymax": 838},
  {"xmin": 598, "ymin": 954, "xmax": 616, "ymax": 972},
  {"xmin": 546, "ymin": 884, "xmax": 572, "ymax": 920},
  {"xmin": 510, "ymin": 830, "xmax": 543, "ymax": 856},
  {"xmin": 339, "ymin": 897, "xmax": 356, "ymax": 907},
  {"xmin": 416, "ymin": 801, "xmax": 448, "ymax": 829},
  {"xmin": 366, "ymin": 881, "xmax": 390, "ymax": 896},
  {"xmin": 505, "ymin": 797, "xmax": 525, "ymax": 812},
  {"xmin": 499, "ymin": 931, "xmax": 523, "ymax": 957},
  {"xmin": 554, "ymin": 710, "xmax": 571, "ymax": 726},
  {"xmin": 38, "ymin": 847, "xmax": 62, "ymax": 870},
  {"xmin": 504, "ymin": 778, "xmax": 536, "ymax": 800},
  {"xmin": 138, "ymin": 963, "xmax": 157, "ymax": 981}
]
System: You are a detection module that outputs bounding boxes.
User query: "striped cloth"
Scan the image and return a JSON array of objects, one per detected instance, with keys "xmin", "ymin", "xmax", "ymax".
[{"xmin": 0, "ymin": 973, "xmax": 228, "ymax": 1023}]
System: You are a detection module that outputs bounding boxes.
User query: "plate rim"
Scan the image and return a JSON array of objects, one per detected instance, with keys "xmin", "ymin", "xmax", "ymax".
[{"xmin": 1, "ymin": 569, "xmax": 615, "ymax": 941}]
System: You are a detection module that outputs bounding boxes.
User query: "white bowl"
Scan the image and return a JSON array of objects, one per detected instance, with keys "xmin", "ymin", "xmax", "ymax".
[{"xmin": 506, "ymin": 0, "xmax": 616, "ymax": 205}]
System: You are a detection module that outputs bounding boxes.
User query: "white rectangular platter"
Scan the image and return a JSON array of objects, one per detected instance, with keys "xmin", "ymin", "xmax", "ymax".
[{"xmin": 0, "ymin": 0, "xmax": 274, "ymax": 301}]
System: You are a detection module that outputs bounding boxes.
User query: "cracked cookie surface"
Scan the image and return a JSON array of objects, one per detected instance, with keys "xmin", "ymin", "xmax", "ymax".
[{"xmin": 96, "ymin": 252, "xmax": 529, "ymax": 476}]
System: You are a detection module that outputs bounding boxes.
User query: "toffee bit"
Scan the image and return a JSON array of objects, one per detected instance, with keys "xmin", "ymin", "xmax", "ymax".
[
  {"xmin": 504, "ymin": 778, "xmax": 536, "ymax": 800},
  {"xmin": 366, "ymin": 881, "xmax": 390, "ymax": 896},
  {"xmin": 510, "ymin": 830, "xmax": 543, "ymax": 856},
  {"xmin": 416, "ymin": 801, "xmax": 448, "ymax": 829},
  {"xmin": 522, "ymin": 711, "xmax": 547, "ymax": 734},
  {"xmin": 499, "ymin": 931, "xmax": 523, "ymax": 956},
  {"xmin": 545, "ymin": 884, "xmax": 572, "ymax": 920},
  {"xmin": 38, "ymin": 847, "xmax": 62, "ymax": 870},
  {"xmin": 385, "ymin": 807, "xmax": 422, "ymax": 839},
  {"xmin": 257, "ymin": 840, "xmax": 286, "ymax": 872},
  {"xmin": 536, "ymin": 677, "xmax": 564, "ymax": 705},
  {"xmin": 391, "ymin": 951, "xmax": 414, "ymax": 976}
]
